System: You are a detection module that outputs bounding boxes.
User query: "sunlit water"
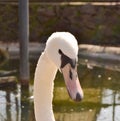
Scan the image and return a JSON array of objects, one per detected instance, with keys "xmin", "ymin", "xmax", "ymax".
[{"xmin": 0, "ymin": 58, "xmax": 120, "ymax": 121}]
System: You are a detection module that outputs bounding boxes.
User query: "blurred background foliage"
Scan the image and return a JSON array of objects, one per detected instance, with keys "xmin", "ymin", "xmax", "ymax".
[{"xmin": 0, "ymin": 1, "xmax": 119, "ymax": 46}]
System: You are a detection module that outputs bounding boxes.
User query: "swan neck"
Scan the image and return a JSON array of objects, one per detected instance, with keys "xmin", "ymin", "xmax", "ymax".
[{"xmin": 34, "ymin": 52, "xmax": 57, "ymax": 121}]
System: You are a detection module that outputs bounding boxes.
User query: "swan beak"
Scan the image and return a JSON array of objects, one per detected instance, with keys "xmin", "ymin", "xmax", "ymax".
[{"xmin": 61, "ymin": 64, "xmax": 84, "ymax": 101}]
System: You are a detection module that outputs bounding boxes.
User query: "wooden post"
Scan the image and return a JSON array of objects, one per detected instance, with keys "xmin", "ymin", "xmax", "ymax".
[{"xmin": 19, "ymin": 0, "xmax": 29, "ymax": 86}]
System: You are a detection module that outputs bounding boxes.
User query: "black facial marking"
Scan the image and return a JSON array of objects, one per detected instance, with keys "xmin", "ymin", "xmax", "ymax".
[
  {"xmin": 71, "ymin": 59, "xmax": 76, "ymax": 68},
  {"xmin": 58, "ymin": 49, "xmax": 76, "ymax": 69}
]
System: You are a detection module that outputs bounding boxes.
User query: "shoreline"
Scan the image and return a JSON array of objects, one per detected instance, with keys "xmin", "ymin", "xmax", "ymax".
[
  {"xmin": 0, "ymin": 42, "xmax": 120, "ymax": 71},
  {"xmin": 0, "ymin": 42, "xmax": 119, "ymax": 58}
]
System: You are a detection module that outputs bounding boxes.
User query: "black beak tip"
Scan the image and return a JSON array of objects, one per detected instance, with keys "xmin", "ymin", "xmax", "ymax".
[{"xmin": 75, "ymin": 92, "xmax": 82, "ymax": 102}]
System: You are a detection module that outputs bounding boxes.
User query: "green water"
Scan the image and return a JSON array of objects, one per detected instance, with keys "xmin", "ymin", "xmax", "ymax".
[{"xmin": 0, "ymin": 59, "xmax": 120, "ymax": 121}]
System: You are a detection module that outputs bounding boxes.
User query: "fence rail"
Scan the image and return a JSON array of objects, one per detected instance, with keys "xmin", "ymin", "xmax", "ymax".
[
  {"xmin": 0, "ymin": 0, "xmax": 119, "ymax": 1},
  {"xmin": 0, "ymin": 1, "xmax": 120, "ymax": 6}
]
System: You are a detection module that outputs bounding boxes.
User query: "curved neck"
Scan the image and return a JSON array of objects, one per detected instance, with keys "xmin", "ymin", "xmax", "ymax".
[{"xmin": 34, "ymin": 52, "xmax": 57, "ymax": 121}]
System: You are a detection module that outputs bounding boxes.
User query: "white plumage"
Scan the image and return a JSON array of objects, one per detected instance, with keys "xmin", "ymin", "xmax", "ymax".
[{"xmin": 34, "ymin": 32, "xmax": 83, "ymax": 121}]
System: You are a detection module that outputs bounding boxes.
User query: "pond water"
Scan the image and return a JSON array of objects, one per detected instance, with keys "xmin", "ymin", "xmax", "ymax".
[{"xmin": 0, "ymin": 58, "xmax": 120, "ymax": 121}]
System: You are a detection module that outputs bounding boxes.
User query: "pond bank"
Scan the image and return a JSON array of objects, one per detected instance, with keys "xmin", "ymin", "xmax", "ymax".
[
  {"xmin": 78, "ymin": 44, "xmax": 120, "ymax": 71},
  {"xmin": 0, "ymin": 42, "xmax": 120, "ymax": 70}
]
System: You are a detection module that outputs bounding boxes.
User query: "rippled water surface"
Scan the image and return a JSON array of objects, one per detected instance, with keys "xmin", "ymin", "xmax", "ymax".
[{"xmin": 0, "ymin": 58, "xmax": 120, "ymax": 121}]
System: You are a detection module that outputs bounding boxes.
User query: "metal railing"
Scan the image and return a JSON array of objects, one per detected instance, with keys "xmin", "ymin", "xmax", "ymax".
[{"xmin": 0, "ymin": 1, "xmax": 120, "ymax": 6}]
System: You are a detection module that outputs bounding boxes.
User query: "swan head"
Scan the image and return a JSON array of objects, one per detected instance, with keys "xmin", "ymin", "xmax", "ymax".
[{"xmin": 45, "ymin": 32, "xmax": 83, "ymax": 101}]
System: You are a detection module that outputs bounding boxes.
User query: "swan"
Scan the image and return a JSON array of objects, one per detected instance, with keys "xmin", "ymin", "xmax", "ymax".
[{"xmin": 34, "ymin": 32, "xmax": 83, "ymax": 121}]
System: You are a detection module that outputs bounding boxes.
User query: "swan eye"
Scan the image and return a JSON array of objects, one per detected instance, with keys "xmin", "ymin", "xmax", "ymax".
[{"xmin": 58, "ymin": 49, "xmax": 63, "ymax": 54}]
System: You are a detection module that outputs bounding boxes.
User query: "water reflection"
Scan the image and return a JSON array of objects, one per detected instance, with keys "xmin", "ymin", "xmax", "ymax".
[
  {"xmin": 0, "ymin": 59, "xmax": 120, "ymax": 121},
  {"xmin": 0, "ymin": 85, "xmax": 21, "ymax": 121},
  {"xmin": 96, "ymin": 89, "xmax": 120, "ymax": 121},
  {"xmin": 0, "ymin": 85, "xmax": 35, "ymax": 121}
]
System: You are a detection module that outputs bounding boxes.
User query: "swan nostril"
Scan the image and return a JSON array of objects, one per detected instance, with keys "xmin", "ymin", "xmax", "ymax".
[
  {"xmin": 69, "ymin": 70, "xmax": 72, "ymax": 80},
  {"xmin": 76, "ymin": 92, "xmax": 82, "ymax": 101}
]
